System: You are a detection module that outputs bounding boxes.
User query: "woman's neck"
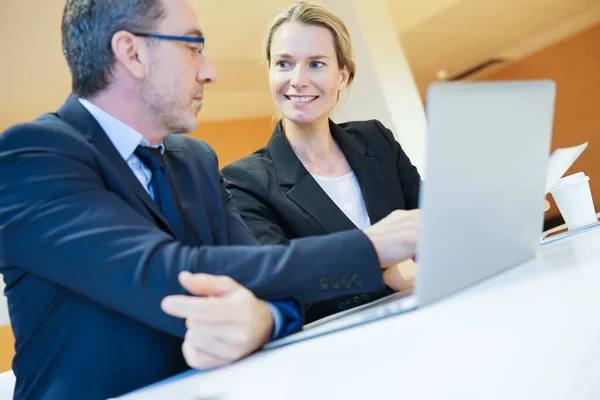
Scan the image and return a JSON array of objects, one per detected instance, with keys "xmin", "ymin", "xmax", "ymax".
[{"xmin": 283, "ymin": 118, "xmax": 351, "ymax": 177}]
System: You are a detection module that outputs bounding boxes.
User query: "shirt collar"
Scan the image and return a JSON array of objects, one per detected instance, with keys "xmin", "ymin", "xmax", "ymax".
[{"xmin": 78, "ymin": 98, "xmax": 164, "ymax": 160}]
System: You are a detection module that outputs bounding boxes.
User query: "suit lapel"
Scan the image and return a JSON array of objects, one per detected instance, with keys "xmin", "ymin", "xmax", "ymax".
[
  {"xmin": 162, "ymin": 142, "xmax": 213, "ymax": 245},
  {"xmin": 268, "ymin": 123, "xmax": 356, "ymax": 233},
  {"xmin": 330, "ymin": 122, "xmax": 392, "ymax": 224},
  {"xmin": 287, "ymin": 169, "xmax": 357, "ymax": 233},
  {"xmin": 56, "ymin": 95, "xmax": 174, "ymax": 233}
]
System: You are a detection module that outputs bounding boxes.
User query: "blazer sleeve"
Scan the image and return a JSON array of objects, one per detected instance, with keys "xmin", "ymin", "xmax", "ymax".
[
  {"xmin": 374, "ymin": 120, "xmax": 422, "ymax": 209},
  {"xmin": 0, "ymin": 124, "xmax": 384, "ymax": 339},
  {"xmin": 206, "ymin": 146, "xmax": 303, "ymax": 337},
  {"xmin": 223, "ymin": 158, "xmax": 395, "ymax": 324},
  {"xmin": 203, "ymin": 144, "xmax": 262, "ymax": 246},
  {"xmin": 222, "ymin": 163, "xmax": 292, "ymax": 246}
]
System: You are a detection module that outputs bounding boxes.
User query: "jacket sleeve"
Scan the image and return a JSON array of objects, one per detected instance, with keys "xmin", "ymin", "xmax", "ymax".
[
  {"xmin": 222, "ymin": 163, "xmax": 292, "ymax": 245},
  {"xmin": 206, "ymin": 146, "xmax": 303, "ymax": 337},
  {"xmin": 0, "ymin": 124, "xmax": 384, "ymax": 338},
  {"xmin": 222, "ymin": 156, "xmax": 394, "ymax": 324},
  {"xmin": 374, "ymin": 120, "xmax": 422, "ymax": 209}
]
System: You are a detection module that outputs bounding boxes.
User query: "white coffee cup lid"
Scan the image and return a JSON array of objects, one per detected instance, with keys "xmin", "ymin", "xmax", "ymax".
[{"xmin": 549, "ymin": 172, "xmax": 589, "ymax": 192}]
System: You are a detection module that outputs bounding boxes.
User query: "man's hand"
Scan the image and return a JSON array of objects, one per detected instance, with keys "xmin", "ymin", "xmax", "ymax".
[
  {"xmin": 161, "ymin": 272, "xmax": 274, "ymax": 369},
  {"xmin": 363, "ymin": 209, "xmax": 420, "ymax": 268}
]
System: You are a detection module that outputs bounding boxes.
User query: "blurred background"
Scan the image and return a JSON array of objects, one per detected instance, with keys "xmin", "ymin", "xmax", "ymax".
[{"xmin": 1, "ymin": 0, "xmax": 600, "ymax": 371}]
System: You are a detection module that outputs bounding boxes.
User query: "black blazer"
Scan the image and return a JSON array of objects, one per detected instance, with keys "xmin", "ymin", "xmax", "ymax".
[
  {"xmin": 222, "ymin": 119, "xmax": 421, "ymax": 323},
  {"xmin": 0, "ymin": 97, "xmax": 385, "ymax": 399}
]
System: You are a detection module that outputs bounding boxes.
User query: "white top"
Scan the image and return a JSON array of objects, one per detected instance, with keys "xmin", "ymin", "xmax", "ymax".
[{"xmin": 310, "ymin": 171, "xmax": 371, "ymax": 229}]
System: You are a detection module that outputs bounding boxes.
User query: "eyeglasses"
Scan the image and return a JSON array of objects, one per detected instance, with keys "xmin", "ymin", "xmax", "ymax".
[{"xmin": 131, "ymin": 32, "xmax": 205, "ymax": 56}]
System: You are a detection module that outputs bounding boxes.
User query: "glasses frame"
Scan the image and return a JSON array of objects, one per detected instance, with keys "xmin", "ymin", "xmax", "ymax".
[{"xmin": 131, "ymin": 32, "xmax": 205, "ymax": 56}]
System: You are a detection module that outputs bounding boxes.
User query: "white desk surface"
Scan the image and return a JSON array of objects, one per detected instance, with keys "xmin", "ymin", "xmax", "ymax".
[{"xmin": 119, "ymin": 227, "xmax": 600, "ymax": 400}]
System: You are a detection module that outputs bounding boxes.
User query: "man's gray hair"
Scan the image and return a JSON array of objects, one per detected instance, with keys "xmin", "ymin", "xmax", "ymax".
[{"xmin": 61, "ymin": 0, "xmax": 166, "ymax": 97}]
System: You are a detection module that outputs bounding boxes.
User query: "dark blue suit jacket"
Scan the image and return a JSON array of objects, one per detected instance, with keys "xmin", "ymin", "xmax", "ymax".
[{"xmin": 0, "ymin": 97, "xmax": 385, "ymax": 399}]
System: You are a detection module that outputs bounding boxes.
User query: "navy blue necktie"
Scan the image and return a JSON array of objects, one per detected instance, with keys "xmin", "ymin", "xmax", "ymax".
[{"xmin": 135, "ymin": 146, "xmax": 196, "ymax": 245}]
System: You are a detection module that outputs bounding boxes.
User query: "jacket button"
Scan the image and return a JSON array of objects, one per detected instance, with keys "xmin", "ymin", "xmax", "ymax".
[
  {"xmin": 331, "ymin": 276, "xmax": 340, "ymax": 289},
  {"xmin": 341, "ymin": 275, "xmax": 351, "ymax": 288},
  {"xmin": 353, "ymin": 296, "xmax": 362, "ymax": 304},
  {"xmin": 319, "ymin": 277, "xmax": 329, "ymax": 290},
  {"xmin": 338, "ymin": 302, "xmax": 347, "ymax": 310},
  {"xmin": 361, "ymin": 294, "xmax": 370, "ymax": 302},
  {"xmin": 345, "ymin": 299, "xmax": 354, "ymax": 308},
  {"xmin": 351, "ymin": 274, "xmax": 362, "ymax": 288}
]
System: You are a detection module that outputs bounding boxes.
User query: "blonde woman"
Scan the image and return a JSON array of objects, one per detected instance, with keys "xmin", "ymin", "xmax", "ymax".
[{"xmin": 222, "ymin": 2, "xmax": 420, "ymax": 323}]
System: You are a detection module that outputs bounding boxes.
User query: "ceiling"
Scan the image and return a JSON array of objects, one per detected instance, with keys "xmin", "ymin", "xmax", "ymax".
[{"xmin": 1, "ymin": 0, "xmax": 599, "ymax": 129}]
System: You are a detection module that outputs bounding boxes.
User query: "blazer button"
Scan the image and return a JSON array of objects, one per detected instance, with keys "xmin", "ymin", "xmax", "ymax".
[
  {"xmin": 345, "ymin": 299, "xmax": 354, "ymax": 308},
  {"xmin": 351, "ymin": 274, "xmax": 362, "ymax": 288},
  {"xmin": 319, "ymin": 277, "xmax": 329, "ymax": 290},
  {"xmin": 361, "ymin": 294, "xmax": 370, "ymax": 302},
  {"xmin": 338, "ymin": 302, "xmax": 347, "ymax": 310},
  {"xmin": 341, "ymin": 275, "xmax": 352, "ymax": 288},
  {"xmin": 353, "ymin": 296, "xmax": 362, "ymax": 304},
  {"xmin": 331, "ymin": 276, "xmax": 340, "ymax": 289}
]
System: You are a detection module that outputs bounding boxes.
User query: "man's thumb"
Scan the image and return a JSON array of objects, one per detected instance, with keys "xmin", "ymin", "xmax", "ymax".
[{"xmin": 179, "ymin": 271, "xmax": 239, "ymax": 297}]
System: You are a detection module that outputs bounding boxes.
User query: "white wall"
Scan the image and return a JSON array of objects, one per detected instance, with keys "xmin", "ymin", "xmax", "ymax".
[{"xmin": 324, "ymin": 0, "xmax": 428, "ymax": 177}]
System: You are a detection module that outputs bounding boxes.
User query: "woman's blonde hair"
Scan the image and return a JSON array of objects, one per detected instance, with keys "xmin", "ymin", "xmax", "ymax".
[{"xmin": 263, "ymin": 2, "xmax": 356, "ymax": 86}]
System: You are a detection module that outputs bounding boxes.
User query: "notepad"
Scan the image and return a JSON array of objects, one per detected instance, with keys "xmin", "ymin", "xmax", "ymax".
[{"xmin": 545, "ymin": 142, "xmax": 588, "ymax": 193}]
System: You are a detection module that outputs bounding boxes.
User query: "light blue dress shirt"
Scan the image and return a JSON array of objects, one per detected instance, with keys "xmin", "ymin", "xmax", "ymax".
[{"xmin": 78, "ymin": 98, "xmax": 283, "ymax": 338}]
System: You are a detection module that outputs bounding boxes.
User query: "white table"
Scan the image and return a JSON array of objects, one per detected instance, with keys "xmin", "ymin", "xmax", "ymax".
[{"xmin": 119, "ymin": 227, "xmax": 600, "ymax": 400}]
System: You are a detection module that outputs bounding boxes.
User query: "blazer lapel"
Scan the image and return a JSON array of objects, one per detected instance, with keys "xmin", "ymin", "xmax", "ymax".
[
  {"xmin": 161, "ymin": 143, "xmax": 213, "ymax": 246},
  {"xmin": 268, "ymin": 123, "xmax": 356, "ymax": 233},
  {"xmin": 330, "ymin": 121, "xmax": 393, "ymax": 224},
  {"xmin": 56, "ymin": 95, "xmax": 173, "ymax": 233}
]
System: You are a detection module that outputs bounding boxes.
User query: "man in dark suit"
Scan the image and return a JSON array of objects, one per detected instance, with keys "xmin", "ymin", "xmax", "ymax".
[{"xmin": 0, "ymin": 0, "xmax": 419, "ymax": 398}]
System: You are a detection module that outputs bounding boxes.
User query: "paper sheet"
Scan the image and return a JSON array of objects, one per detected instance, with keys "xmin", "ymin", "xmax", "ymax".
[{"xmin": 545, "ymin": 142, "xmax": 588, "ymax": 193}]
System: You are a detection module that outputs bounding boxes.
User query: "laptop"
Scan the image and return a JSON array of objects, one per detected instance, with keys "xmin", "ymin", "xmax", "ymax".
[{"xmin": 265, "ymin": 80, "xmax": 557, "ymax": 350}]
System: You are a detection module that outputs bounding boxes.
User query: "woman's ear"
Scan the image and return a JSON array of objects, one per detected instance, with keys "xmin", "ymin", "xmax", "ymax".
[{"xmin": 339, "ymin": 66, "xmax": 350, "ymax": 91}]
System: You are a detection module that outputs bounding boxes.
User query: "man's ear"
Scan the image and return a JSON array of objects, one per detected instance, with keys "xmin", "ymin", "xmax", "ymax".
[{"xmin": 111, "ymin": 30, "xmax": 148, "ymax": 80}]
